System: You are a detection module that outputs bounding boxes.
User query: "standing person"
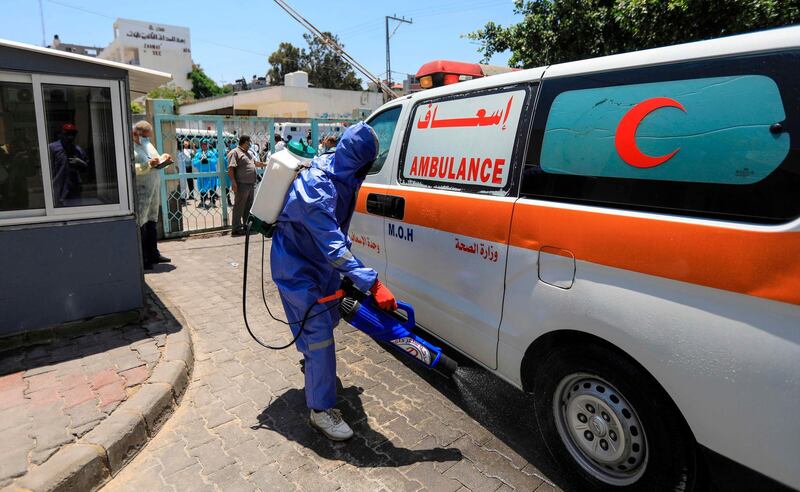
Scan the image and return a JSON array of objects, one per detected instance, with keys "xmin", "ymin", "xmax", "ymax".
[
  {"xmin": 271, "ymin": 123, "xmax": 396, "ymax": 440},
  {"xmin": 49, "ymin": 123, "xmax": 89, "ymax": 207},
  {"xmin": 274, "ymin": 134, "xmax": 286, "ymax": 154},
  {"xmin": 321, "ymin": 135, "xmax": 338, "ymax": 154},
  {"xmin": 132, "ymin": 121, "xmax": 171, "ymax": 270},
  {"xmin": 223, "ymin": 140, "xmax": 236, "ymax": 207},
  {"xmin": 193, "ymin": 140, "xmax": 218, "ymax": 209},
  {"xmin": 0, "ymin": 137, "xmax": 37, "ymax": 210},
  {"xmin": 177, "ymin": 140, "xmax": 194, "ymax": 202},
  {"xmin": 227, "ymin": 135, "xmax": 265, "ymax": 236}
]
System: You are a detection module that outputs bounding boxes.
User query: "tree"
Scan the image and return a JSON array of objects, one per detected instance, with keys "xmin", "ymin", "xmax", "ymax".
[
  {"xmin": 187, "ymin": 64, "xmax": 229, "ymax": 99},
  {"xmin": 130, "ymin": 100, "xmax": 145, "ymax": 114},
  {"xmin": 146, "ymin": 85, "xmax": 194, "ymax": 109},
  {"xmin": 468, "ymin": 0, "xmax": 800, "ymax": 68},
  {"xmin": 267, "ymin": 42, "xmax": 305, "ymax": 86},
  {"xmin": 302, "ymin": 33, "xmax": 362, "ymax": 90},
  {"xmin": 266, "ymin": 35, "xmax": 362, "ymax": 90}
]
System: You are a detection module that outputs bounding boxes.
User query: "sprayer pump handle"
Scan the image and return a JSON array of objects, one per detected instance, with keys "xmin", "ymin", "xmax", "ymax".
[
  {"xmin": 317, "ymin": 290, "xmax": 345, "ymax": 304},
  {"xmin": 395, "ymin": 301, "xmax": 416, "ymax": 329}
]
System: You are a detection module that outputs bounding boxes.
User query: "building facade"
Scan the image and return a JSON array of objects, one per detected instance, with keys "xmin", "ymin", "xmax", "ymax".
[
  {"xmin": 49, "ymin": 35, "xmax": 104, "ymax": 57},
  {"xmin": 98, "ymin": 18, "xmax": 193, "ymax": 91},
  {"xmin": 179, "ymin": 71, "xmax": 383, "ymax": 118}
]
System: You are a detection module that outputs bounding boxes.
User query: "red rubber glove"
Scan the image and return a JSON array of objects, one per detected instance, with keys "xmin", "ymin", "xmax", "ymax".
[{"xmin": 369, "ymin": 279, "xmax": 398, "ymax": 311}]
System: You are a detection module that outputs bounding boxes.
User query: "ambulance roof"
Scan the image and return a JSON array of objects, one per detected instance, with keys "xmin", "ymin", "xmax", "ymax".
[{"xmin": 388, "ymin": 24, "xmax": 800, "ymax": 110}]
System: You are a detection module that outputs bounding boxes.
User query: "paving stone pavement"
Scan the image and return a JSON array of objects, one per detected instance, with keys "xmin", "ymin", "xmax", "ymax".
[
  {"xmin": 104, "ymin": 234, "xmax": 564, "ymax": 492},
  {"xmin": 0, "ymin": 293, "xmax": 176, "ymax": 488}
]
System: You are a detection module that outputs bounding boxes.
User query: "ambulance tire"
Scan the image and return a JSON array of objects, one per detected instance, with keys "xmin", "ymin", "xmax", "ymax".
[{"xmin": 532, "ymin": 343, "xmax": 701, "ymax": 491}]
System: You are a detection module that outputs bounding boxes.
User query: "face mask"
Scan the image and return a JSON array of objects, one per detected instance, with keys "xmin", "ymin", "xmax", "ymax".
[{"xmin": 139, "ymin": 137, "xmax": 150, "ymax": 146}]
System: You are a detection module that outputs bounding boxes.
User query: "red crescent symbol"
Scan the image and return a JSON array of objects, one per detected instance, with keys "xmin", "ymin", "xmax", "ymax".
[{"xmin": 615, "ymin": 97, "xmax": 686, "ymax": 168}]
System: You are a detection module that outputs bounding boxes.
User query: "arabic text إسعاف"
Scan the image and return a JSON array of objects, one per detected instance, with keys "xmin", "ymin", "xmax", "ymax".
[{"xmin": 416, "ymin": 96, "xmax": 514, "ymax": 131}]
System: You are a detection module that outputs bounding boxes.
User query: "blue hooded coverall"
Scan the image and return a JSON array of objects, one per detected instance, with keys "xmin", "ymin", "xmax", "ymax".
[{"xmin": 270, "ymin": 123, "xmax": 379, "ymax": 411}]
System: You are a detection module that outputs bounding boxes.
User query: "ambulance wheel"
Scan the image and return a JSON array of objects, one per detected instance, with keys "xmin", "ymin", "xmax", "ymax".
[{"xmin": 532, "ymin": 343, "xmax": 700, "ymax": 491}]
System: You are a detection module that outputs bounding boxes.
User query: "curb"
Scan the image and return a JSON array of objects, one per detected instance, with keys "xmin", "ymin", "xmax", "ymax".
[{"xmin": 8, "ymin": 295, "xmax": 195, "ymax": 492}]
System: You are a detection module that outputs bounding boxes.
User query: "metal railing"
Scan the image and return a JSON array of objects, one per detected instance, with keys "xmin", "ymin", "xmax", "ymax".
[{"xmin": 153, "ymin": 114, "xmax": 356, "ymax": 238}]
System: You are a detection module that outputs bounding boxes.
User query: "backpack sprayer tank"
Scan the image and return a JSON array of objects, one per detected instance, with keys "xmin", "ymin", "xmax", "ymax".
[{"xmin": 248, "ymin": 140, "xmax": 316, "ymax": 235}]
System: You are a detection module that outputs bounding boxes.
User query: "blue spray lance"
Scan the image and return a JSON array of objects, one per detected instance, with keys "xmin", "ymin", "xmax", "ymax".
[{"xmin": 334, "ymin": 280, "xmax": 458, "ymax": 376}]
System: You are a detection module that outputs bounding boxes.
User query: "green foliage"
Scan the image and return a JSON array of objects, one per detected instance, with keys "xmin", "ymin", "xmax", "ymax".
[
  {"xmin": 468, "ymin": 0, "xmax": 800, "ymax": 68},
  {"xmin": 268, "ymin": 42, "xmax": 304, "ymax": 86},
  {"xmin": 266, "ymin": 34, "xmax": 362, "ymax": 90},
  {"xmin": 187, "ymin": 64, "xmax": 227, "ymax": 99},
  {"xmin": 146, "ymin": 85, "xmax": 194, "ymax": 108},
  {"xmin": 302, "ymin": 33, "xmax": 362, "ymax": 90},
  {"xmin": 130, "ymin": 100, "xmax": 145, "ymax": 114}
]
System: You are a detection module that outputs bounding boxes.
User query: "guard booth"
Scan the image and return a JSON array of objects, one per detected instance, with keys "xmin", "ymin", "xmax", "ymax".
[{"xmin": 0, "ymin": 39, "xmax": 171, "ymax": 337}]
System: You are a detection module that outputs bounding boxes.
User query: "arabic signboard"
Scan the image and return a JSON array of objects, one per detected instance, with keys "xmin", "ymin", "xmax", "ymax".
[
  {"xmin": 403, "ymin": 90, "xmax": 526, "ymax": 188},
  {"xmin": 540, "ymin": 75, "xmax": 789, "ymax": 184},
  {"xmin": 115, "ymin": 18, "xmax": 190, "ymax": 52}
]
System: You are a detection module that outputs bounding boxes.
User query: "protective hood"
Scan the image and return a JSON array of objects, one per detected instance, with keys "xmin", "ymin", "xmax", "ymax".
[{"xmin": 312, "ymin": 122, "xmax": 378, "ymax": 188}]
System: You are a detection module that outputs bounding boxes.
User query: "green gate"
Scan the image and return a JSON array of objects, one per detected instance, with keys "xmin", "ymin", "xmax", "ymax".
[{"xmin": 153, "ymin": 110, "xmax": 356, "ymax": 238}]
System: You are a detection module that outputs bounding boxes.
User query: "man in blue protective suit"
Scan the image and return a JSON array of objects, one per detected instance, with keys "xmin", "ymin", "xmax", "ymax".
[{"xmin": 270, "ymin": 122, "xmax": 397, "ymax": 441}]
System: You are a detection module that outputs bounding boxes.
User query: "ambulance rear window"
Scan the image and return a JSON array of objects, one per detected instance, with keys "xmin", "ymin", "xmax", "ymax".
[{"xmin": 522, "ymin": 50, "xmax": 800, "ymax": 224}]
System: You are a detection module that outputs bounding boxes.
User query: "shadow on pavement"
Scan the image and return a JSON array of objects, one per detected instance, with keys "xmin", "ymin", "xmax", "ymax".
[
  {"xmin": 145, "ymin": 263, "xmax": 177, "ymax": 274},
  {"xmin": 377, "ymin": 338, "xmax": 570, "ymax": 489},
  {"xmin": 252, "ymin": 379, "xmax": 463, "ymax": 467},
  {"xmin": 0, "ymin": 290, "xmax": 180, "ymax": 376}
]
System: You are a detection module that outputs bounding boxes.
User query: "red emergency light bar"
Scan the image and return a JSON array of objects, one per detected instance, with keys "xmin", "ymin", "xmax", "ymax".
[{"xmin": 416, "ymin": 60, "xmax": 517, "ymax": 89}]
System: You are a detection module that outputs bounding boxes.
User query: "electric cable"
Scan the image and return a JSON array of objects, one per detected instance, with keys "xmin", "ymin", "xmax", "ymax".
[{"xmin": 241, "ymin": 222, "xmax": 341, "ymax": 350}]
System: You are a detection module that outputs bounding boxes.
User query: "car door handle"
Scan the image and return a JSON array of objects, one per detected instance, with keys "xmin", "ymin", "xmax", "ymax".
[{"xmin": 366, "ymin": 193, "xmax": 405, "ymax": 220}]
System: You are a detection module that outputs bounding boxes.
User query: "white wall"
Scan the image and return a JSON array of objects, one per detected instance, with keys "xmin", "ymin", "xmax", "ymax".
[{"xmin": 179, "ymin": 85, "xmax": 384, "ymax": 118}]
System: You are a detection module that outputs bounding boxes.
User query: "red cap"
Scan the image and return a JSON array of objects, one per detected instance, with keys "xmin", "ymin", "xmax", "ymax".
[{"xmin": 62, "ymin": 123, "xmax": 78, "ymax": 134}]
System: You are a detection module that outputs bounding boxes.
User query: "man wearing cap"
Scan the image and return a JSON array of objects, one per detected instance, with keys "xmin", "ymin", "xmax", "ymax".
[
  {"xmin": 49, "ymin": 123, "xmax": 89, "ymax": 207},
  {"xmin": 227, "ymin": 135, "xmax": 265, "ymax": 236}
]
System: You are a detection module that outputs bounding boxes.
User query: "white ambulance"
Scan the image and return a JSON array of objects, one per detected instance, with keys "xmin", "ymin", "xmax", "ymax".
[{"xmin": 349, "ymin": 26, "xmax": 800, "ymax": 491}]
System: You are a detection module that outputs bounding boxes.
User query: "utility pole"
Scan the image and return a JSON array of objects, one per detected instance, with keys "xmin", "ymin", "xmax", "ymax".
[
  {"xmin": 273, "ymin": 0, "xmax": 398, "ymax": 100},
  {"xmin": 38, "ymin": 0, "xmax": 46, "ymax": 46},
  {"xmin": 385, "ymin": 15, "xmax": 412, "ymax": 87}
]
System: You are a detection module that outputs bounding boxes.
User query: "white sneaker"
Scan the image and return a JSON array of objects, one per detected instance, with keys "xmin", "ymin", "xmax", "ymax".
[{"xmin": 309, "ymin": 408, "xmax": 354, "ymax": 441}]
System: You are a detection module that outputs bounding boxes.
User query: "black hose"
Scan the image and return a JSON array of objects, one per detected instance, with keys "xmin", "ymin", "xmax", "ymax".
[{"xmin": 241, "ymin": 222, "xmax": 340, "ymax": 350}]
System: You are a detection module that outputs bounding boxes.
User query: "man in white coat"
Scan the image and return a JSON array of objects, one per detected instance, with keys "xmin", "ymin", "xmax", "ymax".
[{"xmin": 133, "ymin": 121, "xmax": 172, "ymax": 270}]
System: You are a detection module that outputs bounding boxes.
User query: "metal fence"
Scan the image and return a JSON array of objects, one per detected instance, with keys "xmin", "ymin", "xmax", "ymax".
[{"xmin": 153, "ymin": 114, "xmax": 356, "ymax": 238}]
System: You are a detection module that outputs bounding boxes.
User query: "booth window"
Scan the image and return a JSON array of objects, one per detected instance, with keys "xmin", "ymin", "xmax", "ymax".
[
  {"xmin": 42, "ymin": 84, "xmax": 120, "ymax": 208},
  {"xmin": 0, "ymin": 72, "xmax": 130, "ymax": 226},
  {"xmin": 0, "ymin": 80, "xmax": 45, "ymax": 213}
]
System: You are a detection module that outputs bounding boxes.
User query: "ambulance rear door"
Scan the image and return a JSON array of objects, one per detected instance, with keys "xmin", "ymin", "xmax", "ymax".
[
  {"xmin": 349, "ymin": 104, "xmax": 407, "ymax": 280},
  {"xmin": 381, "ymin": 84, "xmax": 536, "ymax": 368}
]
